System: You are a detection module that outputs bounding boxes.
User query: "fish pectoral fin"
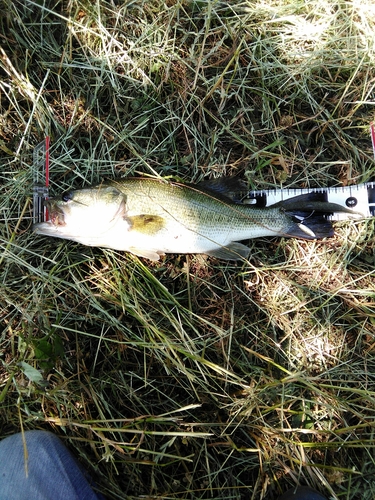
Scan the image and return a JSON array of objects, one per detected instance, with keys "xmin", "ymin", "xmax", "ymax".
[
  {"xmin": 206, "ymin": 242, "xmax": 250, "ymax": 261},
  {"xmin": 128, "ymin": 246, "xmax": 164, "ymax": 261},
  {"xmin": 126, "ymin": 214, "xmax": 165, "ymax": 235}
]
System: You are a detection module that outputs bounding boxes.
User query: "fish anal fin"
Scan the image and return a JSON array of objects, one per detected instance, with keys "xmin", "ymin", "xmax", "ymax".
[
  {"xmin": 206, "ymin": 242, "xmax": 250, "ymax": 260},
  {"xmin": 126, "ymin": 214, "xmax": 165, "ymax": 235}
]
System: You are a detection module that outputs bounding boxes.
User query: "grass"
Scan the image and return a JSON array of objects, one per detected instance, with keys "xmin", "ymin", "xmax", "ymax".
[{"xmin": 1, "ymin": 0, "xmax": 375, "ymax": 498}]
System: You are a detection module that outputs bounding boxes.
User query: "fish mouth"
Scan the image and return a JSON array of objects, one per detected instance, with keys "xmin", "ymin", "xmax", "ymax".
[
  {"xmin": 32, "ymin": 203, "xmax": 66, "ymax": 235},
  {"xmin": 46, "ymin": 201, "xmax": 66, "ymax": 226}
]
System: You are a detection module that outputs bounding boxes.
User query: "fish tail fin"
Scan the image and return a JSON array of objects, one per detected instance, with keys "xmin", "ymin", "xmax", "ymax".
[
  {"xmin": 283, "ymin": 213, "xmax": 334, "ymax": 240},
  {"xmin": 274, "ymin": 192, "xmax": 351, "ymax": 240},
  {"xmin": 274, "ymin": 191, "xmax": 359, "ymax": 215}
]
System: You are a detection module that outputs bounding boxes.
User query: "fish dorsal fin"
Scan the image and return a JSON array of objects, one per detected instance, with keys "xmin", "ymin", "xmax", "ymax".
[
  {"xmin": 126, "ymin": 214, "xmax": 165, "ymax": 235},
  {"xmin": 196, "ymin": 177, "xmax": 247, "ymax": 203}
]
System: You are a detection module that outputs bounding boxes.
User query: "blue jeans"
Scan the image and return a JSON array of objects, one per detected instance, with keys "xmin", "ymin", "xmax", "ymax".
[
  {"xmin": 0, "ymin": 431, "xmax": 329, "ymax": 500},
  {"xmin": 0, "ymin": 430, "xmax": 104, "ymax": 500}
]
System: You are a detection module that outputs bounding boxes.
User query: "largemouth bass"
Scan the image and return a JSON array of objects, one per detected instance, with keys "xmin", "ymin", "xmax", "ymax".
[{"xmin": 33, "ymin": 177, "xmax": 353, "ymax": 261}]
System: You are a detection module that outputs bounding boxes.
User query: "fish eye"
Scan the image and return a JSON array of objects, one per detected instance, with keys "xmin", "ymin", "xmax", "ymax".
[{"xmin": 61, "ymin": 191, "xmax": 73, "ymax": 202}]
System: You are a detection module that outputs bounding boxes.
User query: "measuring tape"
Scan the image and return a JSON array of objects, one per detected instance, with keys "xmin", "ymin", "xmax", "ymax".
[{"xmin": 245, "ymin": 182, "xmax": 375, "ymax": 221}]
